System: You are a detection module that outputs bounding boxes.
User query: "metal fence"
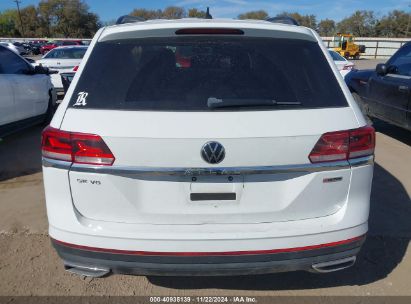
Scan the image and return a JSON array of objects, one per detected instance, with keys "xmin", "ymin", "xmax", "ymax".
[
  {"xmin": 2, "ymin": 36, "xmax": 409, "ymax": 59},
  {"xmin": 322, "ymin": 37, "xmax": 409, "ymax": 58}
]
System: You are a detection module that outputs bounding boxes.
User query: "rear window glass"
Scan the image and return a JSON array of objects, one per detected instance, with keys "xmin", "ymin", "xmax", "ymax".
[
  {"xmin": 44, "ymin": 47, "xmax": 87, "ymax": 59},
  {"xmin": 70, "ymin": 37, "xmax": 347, "ymax": 111}
]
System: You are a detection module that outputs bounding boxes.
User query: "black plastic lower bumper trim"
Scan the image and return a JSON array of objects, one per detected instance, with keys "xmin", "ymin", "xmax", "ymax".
[{"xmin": 51, "ymin": 236, "xmax": 364, "ymax": 276}]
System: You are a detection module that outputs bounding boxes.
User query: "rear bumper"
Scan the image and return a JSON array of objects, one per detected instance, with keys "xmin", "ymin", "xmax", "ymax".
[{"xmin": 52, "ymin": 236, "xmax": 364, "ymax": 276}]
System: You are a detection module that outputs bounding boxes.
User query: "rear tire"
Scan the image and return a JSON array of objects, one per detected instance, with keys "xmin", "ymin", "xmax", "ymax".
[
  {"xmin": 352, "ymin": 92, "xmax": 372, "ymax": 125},
  {"xmin": 354, "ymin": 52, "xmax": 360, "ymax": 60}
]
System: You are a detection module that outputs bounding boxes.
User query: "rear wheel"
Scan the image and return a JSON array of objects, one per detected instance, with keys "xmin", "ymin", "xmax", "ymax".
[
  {"xmin": 353, "ymin": 52, "xmax": 360, "ymax": 60},
  {"xmin": 352, "ymin": 92, "xmax": 372, "ymax": 125}
]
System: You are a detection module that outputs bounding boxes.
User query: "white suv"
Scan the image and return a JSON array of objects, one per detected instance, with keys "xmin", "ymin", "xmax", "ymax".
[{"xmin": 42, "ymin": 17, "xmax": 375, "ymax": 277}]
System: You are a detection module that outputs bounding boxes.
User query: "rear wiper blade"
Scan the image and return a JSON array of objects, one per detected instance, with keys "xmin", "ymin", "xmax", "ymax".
[{"xmin": 207, "ymin": 97, "xmax": 301, "ymax": 109}]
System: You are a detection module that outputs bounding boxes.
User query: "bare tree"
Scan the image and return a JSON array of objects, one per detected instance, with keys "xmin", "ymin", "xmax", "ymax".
[{"xmin": 318, "ymin": 19, "xmax": 336, "ymax": 36}]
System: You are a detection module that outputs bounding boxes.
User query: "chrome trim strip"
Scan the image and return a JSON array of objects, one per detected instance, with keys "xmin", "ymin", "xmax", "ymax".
[
  {"xmin": 72, "ymin": 161, "xmax": 351, "ymax": 177},
  {"xmin": 42, "ymin": 158, "xmax": 72, "ymax": 170},
  {"xmin": 42, "ymin": 155, "xmax": 373, "ymax": 177},
  {"xmin": 386, "ymin": 73, "xmax": 411, "ymax": 80},
  {"xmin": 349, "ymin": 155, "xmax": 374, "ymax": 167}
]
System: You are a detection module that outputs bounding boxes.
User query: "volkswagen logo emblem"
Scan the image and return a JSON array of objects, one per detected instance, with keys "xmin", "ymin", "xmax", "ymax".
[{"xmin": 201, "ymin": 141, "xmax": 225, "ymax": 164}]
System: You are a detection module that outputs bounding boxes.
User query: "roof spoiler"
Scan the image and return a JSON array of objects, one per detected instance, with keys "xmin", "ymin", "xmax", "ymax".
[
  {"xmin": 116, "ymin": 15, "xmax": 146, "ymax": 25},
  {"xmin": 266, "ymin": 16, "xmax": 300, "ymax": 26}
]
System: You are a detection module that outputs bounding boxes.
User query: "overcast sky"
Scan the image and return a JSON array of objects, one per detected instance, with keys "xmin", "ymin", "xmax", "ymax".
[{"xmin": 1, "ymin": 0, "xmax": 410, "ymax": 22}]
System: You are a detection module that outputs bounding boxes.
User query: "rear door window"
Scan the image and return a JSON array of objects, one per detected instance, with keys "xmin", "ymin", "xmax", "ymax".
[
  {"xmin": 70, "ymin": 37, "xmax": 347, "ymax": 111},
  {"xmin": 0, "ymin": 47, "xmax": 30, "ymax": 74},
  {"xmin": 44, "ymin": 48, "xmax": 87, "ymax": 59}
]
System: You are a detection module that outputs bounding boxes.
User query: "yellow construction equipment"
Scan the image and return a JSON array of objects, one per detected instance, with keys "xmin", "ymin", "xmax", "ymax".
[{"xmin": 331, "ymin": 33, "xmax": 366, "ymax": 59}]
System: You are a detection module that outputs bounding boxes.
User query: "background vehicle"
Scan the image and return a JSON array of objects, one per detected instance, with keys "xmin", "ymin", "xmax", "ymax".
[
  {"xmin": 13, "ymin": 42, "xmax": 30, "ymax": 55},
  {"xmin": 0, "ymin": 45, "xmax": 57, "ymax": 137},
  {"xmin": 346, "ymin": 41, "xmax": 411, "ymax": 131},
  {"xmin": 40, "ymin": 40, "xmax": 83, "ymax": 55},
  {"xmin": 36, "ymin": 46, "xmax": 88, "ymax": 94},
  {"xmin": 0, "ymin": 42, "xmax": 25, "ymax": 55},
  {"xmin": 328, "ymin": 50, "xmax": 355, "ymax": 77},
  {"xmin": 30, "ymin": 39, "xmax": 48, "ymax": 44},
  {"xmin": 29, "ymin": 41, "xmax": 47, "ymax": 55},
  {"xmin": 60, "ymin": 68, "xmax": 76, "ymax": 93},
  {"xmin": 42, "ymin": 18, "xmax": 374, "ymax": 277},
  {"xmin": 331, "ymin": 33, "xmax": 366, "ymax": 59}
]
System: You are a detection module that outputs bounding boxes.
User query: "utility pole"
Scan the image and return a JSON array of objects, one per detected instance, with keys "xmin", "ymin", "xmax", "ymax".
[{"xmin": 13, "ymin": 0, "xmax": 25, "ymax": 37}]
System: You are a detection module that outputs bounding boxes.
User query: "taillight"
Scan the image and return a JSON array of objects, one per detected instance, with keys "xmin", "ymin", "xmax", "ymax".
[
  {"xmin": 71, "ymin": 133, "xmax": 115, "ymax": 165},
  {"xmin": 42, "ymin": 126, "xmax": 115, "ymax": 166},
  {"xmin": 73, "ymin": 65, "xmax": 79, "ymax": 71},
  {"xmin": 348, "ymin": 126, "xmax": 375, "ymax": 159},
  {"xmin": 309, "ymin": 126, "xmax": 375, "ymax": 163},
  {"xmin": 41, "ymin": 127, "xmax": 72, "ymax": 161}
]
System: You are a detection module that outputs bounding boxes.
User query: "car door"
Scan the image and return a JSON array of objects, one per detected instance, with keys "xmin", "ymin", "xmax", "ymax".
[
  {"xmin": 0, "ymin": 46, "xmax": 48, "ymax": 121},
  {"xmin": 0, "ymin": 61, "xmax": 15, "ymax": 126},
  {"xmin": 367, "ymin": 44, "xmax": 411, "ymax": 127}
]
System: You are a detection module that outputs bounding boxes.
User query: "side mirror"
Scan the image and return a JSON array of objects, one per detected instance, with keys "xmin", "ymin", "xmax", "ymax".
[
  {"xmin": 376, "ymin": 63, "xmax": 387, "ymax": 76},
  {"xmin": 34, "ymin": 64, "xmax": 58, "ymax": 75},
  {"xmin": 34, "ymin": 65, "xmax": 48, "ymax": 74}
]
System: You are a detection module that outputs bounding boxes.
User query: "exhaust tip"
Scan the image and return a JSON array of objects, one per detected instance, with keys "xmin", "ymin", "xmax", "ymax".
[
  {"xmin": 64, "ymin": 263, "xmax": 110, "ymax": 278},
  {"xmin": 311, "ymin": 256, "xmax": 356, "ymax": 273}
]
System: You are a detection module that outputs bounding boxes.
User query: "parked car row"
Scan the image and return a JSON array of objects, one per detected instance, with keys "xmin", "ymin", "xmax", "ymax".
[
  {"xmin": 39, "ymin": 40, "xmax": 84, "ymax": 55},
  {"xmin": 0, "ymin": 39, "xmax": 90, "ymax": 56}
]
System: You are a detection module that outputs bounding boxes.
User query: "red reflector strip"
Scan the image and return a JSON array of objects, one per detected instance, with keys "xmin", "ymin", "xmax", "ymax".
[
  {"xmin": 175, "ymin": 28, "xmax": 244, "ymax": 35},
  {"xmin": 51, "ymin": 235, "xmax": 364, "ymax": 256}
]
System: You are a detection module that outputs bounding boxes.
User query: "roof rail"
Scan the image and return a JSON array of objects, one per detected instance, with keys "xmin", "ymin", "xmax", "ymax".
[
  {"xmin": 116, "ymin": 15, "xmax": 146, "ymax": 25},
  {"xmin": 266, "ymin": 16, "xmax": 300, "ymax": 26}
]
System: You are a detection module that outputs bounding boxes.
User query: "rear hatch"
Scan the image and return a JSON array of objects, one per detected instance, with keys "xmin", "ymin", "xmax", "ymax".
[{"xmin": 59, "ymin": 25, "xmax": 360, "ymax": 225}]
